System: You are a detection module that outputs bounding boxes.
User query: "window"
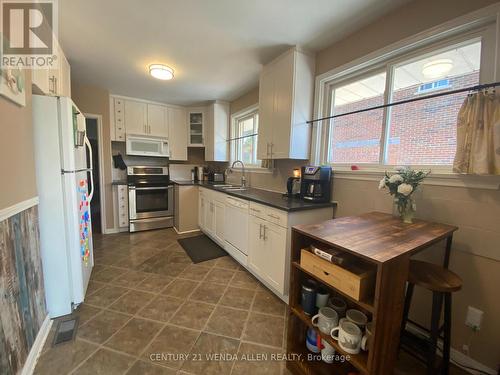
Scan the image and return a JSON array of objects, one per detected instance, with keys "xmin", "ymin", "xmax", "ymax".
[
  {"xmin": 328, "ymin": 72, "xmax": 386, "ymax": 164},
  {"xmin": 324, "ymin": 37, "xmax": 484, "ymax": 167},
  {"xmin": 231, "ymin": 107, "xmax": 260, "ymax": 167},
  {"xmin": 417, "ymin": 79, "xmax": 450, "ymax": 93}
]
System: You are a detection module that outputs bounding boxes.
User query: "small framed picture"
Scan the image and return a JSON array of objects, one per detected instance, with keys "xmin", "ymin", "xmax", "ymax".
[{"xmin": 0, "ymin": 67, "xmax": 26, "ymax": 107}]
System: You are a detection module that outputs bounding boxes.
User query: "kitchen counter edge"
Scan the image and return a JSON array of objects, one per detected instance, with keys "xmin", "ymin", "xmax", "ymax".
[{"xmin": 171, "ymin": 180, "xmax": 337, "ymax": 212}]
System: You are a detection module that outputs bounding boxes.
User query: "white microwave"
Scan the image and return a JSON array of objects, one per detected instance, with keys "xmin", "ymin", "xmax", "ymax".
[{"xmin": 126, "ymin": 135, "xmax": 170, "ymax": 157}]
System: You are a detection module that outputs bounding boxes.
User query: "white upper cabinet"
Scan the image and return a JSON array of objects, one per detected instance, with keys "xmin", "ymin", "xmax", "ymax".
[
  {"xmin": 111, "ymin": 95, "xmax": 189, "ymax": 159},
  {"xmin": 122, "ymin": 100, "xmax": 169, "ymax": 137},
  {"xmin": 205, "ymin": 101, "xmax": 229, "ymax": 162},
  {"xmin": 124, "ymin": 100, "xmax": 148, "ymax": 135},
  {"xmin": 188, "ymin": 107, "xmax": 205, "ymax": 146},
  {"xmin": 257, "ymin": 47, "xmax": 315, "ymax": 160},
  {"xmin": 168, "ymin": 106, "xmax": 188, "ymax": 161},
  {"xmin": 32, "ymin": 37, "xmax": 71, "ymax": 97},
  {"xmin": 147, "ymin": 104, "xmax": 168, "ymax": 138}
]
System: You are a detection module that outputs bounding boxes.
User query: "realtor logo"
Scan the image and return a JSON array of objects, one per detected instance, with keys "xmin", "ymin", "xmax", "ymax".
[{"xmin": 1, "ymin": 0, "xmax": 58, "ymax": 69}]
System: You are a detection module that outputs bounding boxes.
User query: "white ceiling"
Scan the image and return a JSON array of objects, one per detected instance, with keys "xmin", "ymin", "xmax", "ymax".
[
  {"xmin": 334, "ymin": 41, "xmax": 481, "ymax": 105},
  {"xmin": 59, "ymin": 0, "xmax": 411, "ymax": 106}
]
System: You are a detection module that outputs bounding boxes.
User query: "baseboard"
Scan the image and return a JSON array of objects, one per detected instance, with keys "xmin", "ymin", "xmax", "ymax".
[
  {"xmin": 103, "ymin": 227, "xmax": 120, "ymax": 234},
  {"xmin": 405, "ymin": 322, "xmax": 496, "ymax": 375},
  {"xmin": 173, "ymin": 226, "xmax": 200, "ymax": 235},
  {"xmin": 21, "ymin": 316, "xmax": 52, "ymax": 375},
  {"xmin": 0, "ymin": 197, "xmax": 39, "ymax": 222}
]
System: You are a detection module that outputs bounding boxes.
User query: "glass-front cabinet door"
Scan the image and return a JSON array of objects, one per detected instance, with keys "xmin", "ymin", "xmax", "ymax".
[{"xmin": 188, "ymin": 108, "xmax": 205, "ymax": 146}]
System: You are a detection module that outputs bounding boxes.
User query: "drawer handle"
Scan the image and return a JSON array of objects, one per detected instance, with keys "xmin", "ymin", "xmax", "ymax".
[
  {"xmin": 268, "ymin": 214, "xmax": 280, "ymax": 220},
  {"xmin": 250, "ymin": 208, "xmax": 261, "ymax": 213}
]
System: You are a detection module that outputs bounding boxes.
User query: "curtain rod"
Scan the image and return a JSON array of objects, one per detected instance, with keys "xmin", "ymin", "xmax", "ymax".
[
  {"xmin": 227, "ymin": 133, "xmax": 258, "ymax": 142},
  {"xmin": 307, "ymin": 81, "xmax": 500, "ymax": 124}
]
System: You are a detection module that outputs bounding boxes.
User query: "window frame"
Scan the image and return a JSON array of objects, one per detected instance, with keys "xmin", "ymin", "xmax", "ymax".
[
  {"xmin": 230, "ymin": 104, "xmax": 261, "ymax": 168},
  {"xmin": 315, "ymin": 22, "xmax": 496, "ymax": 174}
]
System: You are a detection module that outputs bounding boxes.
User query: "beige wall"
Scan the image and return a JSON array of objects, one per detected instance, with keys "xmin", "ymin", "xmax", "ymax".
[
  {"xmin": 0, "ymin": 71, "xmax": 38, "ymax": 210},
  {"xmin": 229, "ymin": 86, "xmax": 259, "ymax": 115},
  {"xmin": 71, "ymin": 82, "xmax": 114, "ymax": 230},
  {"xmin": 315, "ymin": 0, "xmax": 499, "ymax": 75}
]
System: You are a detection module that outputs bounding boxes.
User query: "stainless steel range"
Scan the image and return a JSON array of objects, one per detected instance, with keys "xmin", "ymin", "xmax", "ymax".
[{"xmin": 127, "ymin": 166, "xmax": 173, "ymax": 232}]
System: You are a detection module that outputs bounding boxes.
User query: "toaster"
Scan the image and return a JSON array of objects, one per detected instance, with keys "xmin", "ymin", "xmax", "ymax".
[{"xmin": 208, "ymin": 172, "xmax": 225, "ymax": 182}]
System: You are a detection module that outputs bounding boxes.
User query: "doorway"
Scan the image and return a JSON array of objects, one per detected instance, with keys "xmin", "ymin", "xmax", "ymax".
[{"xmin": 85, "ymin": 117, "xmax": 102, "ymax": 234}]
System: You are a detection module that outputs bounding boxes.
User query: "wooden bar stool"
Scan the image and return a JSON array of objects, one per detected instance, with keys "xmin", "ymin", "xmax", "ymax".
[{"xmin": 400, "ymin": 260, "xmax": 462, "ymax": 375}]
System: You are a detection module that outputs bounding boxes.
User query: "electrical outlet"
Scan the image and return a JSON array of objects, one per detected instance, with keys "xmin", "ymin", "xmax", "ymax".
[
  {"xmin": 465, "ymin": 306, "xmax": 483, "ymax": 330},
  {"xmin": 462, "ymin": 344, "xmax": 469, "ymax": 355}
]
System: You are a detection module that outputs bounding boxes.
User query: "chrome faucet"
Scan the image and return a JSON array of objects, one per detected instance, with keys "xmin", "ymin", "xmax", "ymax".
[{"xmin": 231, "ymin": 160, "xmax": 247, "ymax": 188}]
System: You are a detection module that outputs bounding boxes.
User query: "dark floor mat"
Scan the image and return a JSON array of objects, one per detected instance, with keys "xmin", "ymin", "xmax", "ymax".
[
  {"xmin": 178, "ymin": 235, "xmax": 227, "ymax": 264},
  {"xmin": 52, "ymin": 318, "xmax": 79, "ymax": 346}
]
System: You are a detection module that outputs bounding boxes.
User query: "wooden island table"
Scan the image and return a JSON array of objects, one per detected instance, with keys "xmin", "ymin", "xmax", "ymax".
[{"xmin": 286, "ymin": 211, "xmax": 458, "ymax": 375}]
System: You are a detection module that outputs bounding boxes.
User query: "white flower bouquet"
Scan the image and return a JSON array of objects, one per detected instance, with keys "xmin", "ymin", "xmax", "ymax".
[{"xmin": 379, "ymin": 167, "xmax": 429, "ymax": 223}]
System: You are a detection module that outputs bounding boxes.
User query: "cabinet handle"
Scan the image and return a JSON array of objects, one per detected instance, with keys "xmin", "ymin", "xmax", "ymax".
[
  {"xmin": 270, "ymin": 143, "xmax": 274, "ymax": 158},
  {"xmin": 268, "ymin": 214, "xmax": 280, "ymax": 220},
  {"xmin": 49, "ymin": 76, "xmax": 56, "ymax": 94},
  {"xmin": 259, "ymin": 224, "xmax": 262, "ymax": 239},
  {"xmin": 263, "ymin": 225, "xmax": 267, "ymax": 241}
]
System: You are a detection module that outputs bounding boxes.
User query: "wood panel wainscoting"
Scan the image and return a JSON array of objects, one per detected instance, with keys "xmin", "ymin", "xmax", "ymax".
[
  {"xmin": 286, "ymin": 211, "xmax": 457, "ymax": 375},
  {"xmin": 0, "ymin": 205, "xmax": 47, "ymax": 374}
]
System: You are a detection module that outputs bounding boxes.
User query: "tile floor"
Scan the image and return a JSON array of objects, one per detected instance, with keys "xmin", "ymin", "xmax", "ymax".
[{"xmin": 34, "ymin": 228, "xmax": 467, "ymax": 375}]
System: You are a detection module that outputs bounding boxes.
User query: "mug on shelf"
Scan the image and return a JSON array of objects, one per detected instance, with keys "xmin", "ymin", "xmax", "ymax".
[
  {"xmin": 345, "ymin": 309, "xmax": 368, "ymax": 329},
  {"xmin": 315, "ymin": 287, "xmax": 330, "ymax": 309},
  {"xmin": 362, "ymin": 322, "xmax": 373, "ymax": 351},
  {"xmin": 330, "ymin": 320, "xmax": 367, "ymax": 355},
  {"xmin": 311, "ymin": 307, "xmax": 339, "ymax": 335},
  {"xmin": 328, "ymin": 296, "xmax": 347, "ymax": 317},
  {"xmin": 321, "ymin": 340, "xmax": 336, "ymax": 364}
]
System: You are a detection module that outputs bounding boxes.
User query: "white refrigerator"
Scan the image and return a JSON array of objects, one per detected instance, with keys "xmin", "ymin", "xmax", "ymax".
[{"xmin": 32, "ymin": 95, "xmax": 94, "ymax": 318}]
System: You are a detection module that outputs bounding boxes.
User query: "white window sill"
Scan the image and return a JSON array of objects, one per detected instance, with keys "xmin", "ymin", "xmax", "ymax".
[{"xmin": 331, "ymin": 168, "xmax": 500, "ymax": 190}]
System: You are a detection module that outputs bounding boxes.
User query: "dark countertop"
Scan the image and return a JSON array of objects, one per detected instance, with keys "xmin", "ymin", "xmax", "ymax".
[
  {"xmin": 171, "ymin": 180, "xmax": 336, "ymax": 212},
  {"xmin": 112, "ymin": 180, "xmax": 128, "ymax": 186}
]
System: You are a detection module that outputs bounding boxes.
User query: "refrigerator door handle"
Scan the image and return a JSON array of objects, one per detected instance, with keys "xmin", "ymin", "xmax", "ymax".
[{"xmin": 84, "ymin": 136, "xmax": 95, "ymax": 202}]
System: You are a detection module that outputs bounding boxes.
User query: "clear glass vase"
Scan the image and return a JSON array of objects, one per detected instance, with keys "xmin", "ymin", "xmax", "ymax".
[{"xmin": 395, "ymin": 198, "xmax": 416, "ymax": 224}]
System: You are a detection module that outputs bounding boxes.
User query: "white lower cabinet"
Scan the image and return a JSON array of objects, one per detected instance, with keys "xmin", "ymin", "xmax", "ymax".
[
  {"xmin": 214, "ymin": 200, "xmax": 225, "ymax": 245},
  {"xmin": 248, "ymin": 213, "xmax": 287, "ymax": 295},
  {"xmin": 117, "ymin": 185, "xmax": 129, "ymax": 228},
  {"xmin": 198, "ymin": 190, "xmax": 206, "ymax": 231},
  {"xmin": 197, "ymin": 187, "xmax": 333, "ymax": 302},
  {"xmin": 248, "ymin": 216, "xmax": 267, "ymax": 275},
  {"xmin": 205, "ymin": 200, "xmax": 215, "ymax": 236}
]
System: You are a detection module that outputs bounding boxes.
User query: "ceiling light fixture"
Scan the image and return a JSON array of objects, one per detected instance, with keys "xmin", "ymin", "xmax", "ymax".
[
  {"xmin": 149, "ymin": 64, "xmax": 174, "ymax": 80},
  {"xmin": 422, "ymin": 59, "xmax": 453, "ymax": 79}
]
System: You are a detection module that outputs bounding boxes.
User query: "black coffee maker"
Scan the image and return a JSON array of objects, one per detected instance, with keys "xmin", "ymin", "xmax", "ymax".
[{"xmin": 300, "ymin": 166, "xmax": 332, "ymax": 202}]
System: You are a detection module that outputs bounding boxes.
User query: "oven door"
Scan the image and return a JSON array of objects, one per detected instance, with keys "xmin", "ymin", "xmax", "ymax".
[{"xmin": 129, "ymin": 185, "xmax": 174, "ymax": 220}]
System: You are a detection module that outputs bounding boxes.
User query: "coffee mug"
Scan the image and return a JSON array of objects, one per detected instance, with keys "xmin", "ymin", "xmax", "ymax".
[
  {"xmin": 330, "ymin": 320, "xmax": 367, "ymax": 355},
  {"xmin": 315, "ymin": 287, "xmax": 330, "ymax": 309},
  {"xmin": 312, "ymin": 307, "xmax": 339, "ymax": 335},
  {"xmin": 321, "ymin": 340, "xmax": 336, "ymax": 364},
  {"xmin": 345, "ymin": 309, "xmax": 368, "ymax": 329},
  {"xmin": 328, "ymin": 296, "xmax": 347, "ymax": 317},
  {"xmin": 362, "ymin": 322, "xmax": 373, "ymax": 351}
]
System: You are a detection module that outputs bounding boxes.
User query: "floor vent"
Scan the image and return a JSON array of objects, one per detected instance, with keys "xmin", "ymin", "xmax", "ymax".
[{"xmin": 52, "ymin": 318, "xmax": 79, "ymax": 346}]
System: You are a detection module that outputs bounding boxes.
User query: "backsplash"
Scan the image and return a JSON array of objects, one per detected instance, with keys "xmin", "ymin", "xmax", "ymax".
[{"xmin": 0, "ymin": 206, "xmax": 46, "ymax": 375}]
